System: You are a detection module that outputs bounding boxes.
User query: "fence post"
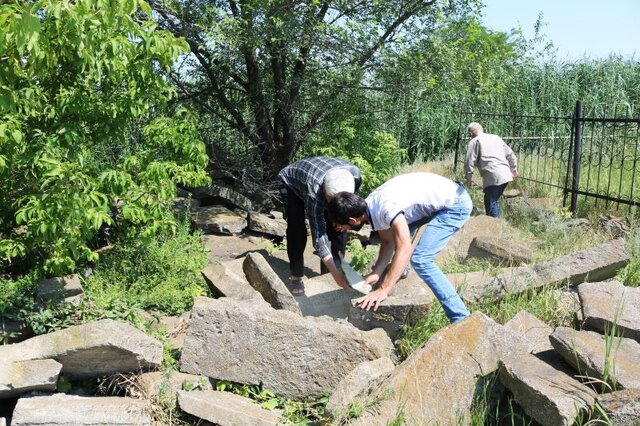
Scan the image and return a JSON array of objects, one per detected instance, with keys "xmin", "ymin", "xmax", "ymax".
[{"xmin": 570, "ymin": 101, "xmax": 584, "ymax": 217}]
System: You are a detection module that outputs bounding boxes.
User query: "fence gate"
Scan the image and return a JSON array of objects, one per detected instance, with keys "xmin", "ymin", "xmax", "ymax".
[{"xmin": 454, "ymin": 101, "xmax": 640, "ymax": 216}]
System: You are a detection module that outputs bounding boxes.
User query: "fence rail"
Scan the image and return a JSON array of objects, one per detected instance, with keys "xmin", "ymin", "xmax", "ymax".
[{"xmin": 454, "ymin": 101, "xmax": 640, "ymax": 215}]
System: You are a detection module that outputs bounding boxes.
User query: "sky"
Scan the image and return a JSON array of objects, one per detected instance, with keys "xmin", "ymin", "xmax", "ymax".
[{"xmin": 480, "ymin": 0, "xmax": 639, "ymax": 60}]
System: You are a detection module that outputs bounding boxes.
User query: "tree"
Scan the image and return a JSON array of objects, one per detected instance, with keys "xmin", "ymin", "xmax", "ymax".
[
  {"xmin": 150, "ymin": 0, "xmax": 478, "ymax": 180},
  {"xmin": 0, "ymin": 0, "xmax": 209, "ymax": 274},
  {"xmin": 369, "ymin": 17, "xmax": 521, "ymax": 160}
]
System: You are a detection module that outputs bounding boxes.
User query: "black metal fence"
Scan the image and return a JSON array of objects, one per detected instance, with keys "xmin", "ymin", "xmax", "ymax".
[{"xmin": 453, "ymin": 101, "xmax": 640, "ymax": 216}]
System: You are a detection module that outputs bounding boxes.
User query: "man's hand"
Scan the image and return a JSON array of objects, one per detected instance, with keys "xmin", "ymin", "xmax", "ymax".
[
  {"xmin": 335, "ymin": 272, "xmax": 353, "ymax": 292},
  {"xmin": 355, "ymin": 287, "xmax": 389, "ymax": 311},
  {"xmin": 322, "ymin": 254, "xmax": 353, "ymax": 292},
  {"xmin": 512, "ymin": 169, "xmax": 518, "ymax": 178}
]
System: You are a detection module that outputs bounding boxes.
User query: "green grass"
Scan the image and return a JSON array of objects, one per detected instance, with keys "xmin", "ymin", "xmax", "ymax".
[
  {"xmin": 0, "ymin": 270, "xmax": 40, "ymax": 320},
  {"xmin": 7, "ymin": 218, "xmax": 211, "ymax": 337},
  {"xmin": 616, "ymin": 220, "xmax": 640, "ymax": 287},
  {"xmin": 83, "ymin": 220, "xmax": 210, "ymax": 316},
  {"xmin": 396, "ymin": 304, "xmax": 449, "ymax": 361}
]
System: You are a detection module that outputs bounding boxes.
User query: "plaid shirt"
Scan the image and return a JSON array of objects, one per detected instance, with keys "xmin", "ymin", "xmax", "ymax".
[{"xmin": 278, "ymin": 157, "xmax": 361, "ymax": 258}]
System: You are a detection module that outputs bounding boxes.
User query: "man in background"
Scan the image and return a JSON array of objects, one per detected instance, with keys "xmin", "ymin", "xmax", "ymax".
[
  {"xmin": 464, "ymin": 122, "xmax": 518, "ymax": 217},
  {"xmin": 277, "ymin": 157, "xmax": 361, "ymax": 296}
]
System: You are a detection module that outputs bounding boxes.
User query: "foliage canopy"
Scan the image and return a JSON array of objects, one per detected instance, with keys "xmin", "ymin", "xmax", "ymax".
[{"xmin": 150, "ymin": 0, "xmax": 480, "ymax": 180}]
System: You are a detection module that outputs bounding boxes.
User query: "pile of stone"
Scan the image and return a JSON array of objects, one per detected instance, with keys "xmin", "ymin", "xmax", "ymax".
[{"xmin": 1, "ymin": 183, "xmax": 638, "ymax": 425}]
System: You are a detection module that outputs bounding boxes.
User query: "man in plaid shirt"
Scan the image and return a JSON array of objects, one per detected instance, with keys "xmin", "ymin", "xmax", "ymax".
[{"xmin": 278, "ymin": 157, "xmax": 362, "ymax": 295}]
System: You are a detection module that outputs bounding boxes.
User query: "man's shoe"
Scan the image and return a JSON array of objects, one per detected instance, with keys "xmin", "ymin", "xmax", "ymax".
[
  {"xmin": 400, "ymin": 267, "xmax": 410, "ymax": 279},
  {"xmin": 286, "ymin": 278, "xmax": 305, "ymax": 296},
  {"xmin": 383, "ymin": 265, "xmax": 410, "ymax": 280}
]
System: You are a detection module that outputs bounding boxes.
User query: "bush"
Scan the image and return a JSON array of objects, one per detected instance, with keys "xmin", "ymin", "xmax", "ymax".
[
  {"xmin": 0, "ymin": 271, "xmax": 39, "ymax": 321},
  {"xmin": 83, "ymin": 220, "xmax": 210, "ymax": 316},
  {"xmin": 304, "ymin": 120, "xmax": 406, "ymax": 196},
  {"xmin": 0, "ymin": 0, "xmax": 209, "ymax": 275}
]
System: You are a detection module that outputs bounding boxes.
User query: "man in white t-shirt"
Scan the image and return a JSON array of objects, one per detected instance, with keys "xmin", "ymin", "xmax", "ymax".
[
  {"xmin": 328, "ymin": 172, "xmax": 472, "ymax": 323},
  {"xmin": 464, "ymin": 122, "xmax": 517, "ymax": 217}
]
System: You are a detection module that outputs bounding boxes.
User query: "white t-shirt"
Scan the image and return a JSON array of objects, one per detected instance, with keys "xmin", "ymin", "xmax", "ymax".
[{"xmin": 366, "ymin": 173, "xmax": 459, "ymax": 231}]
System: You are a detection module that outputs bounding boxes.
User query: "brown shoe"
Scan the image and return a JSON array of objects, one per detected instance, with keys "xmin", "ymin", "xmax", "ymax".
[
  {"xmin": 383, "ymin": 265, "xmax": 410, "ymax": 280},
  {"xmin": 286, "ymin": 278, "xmax": 305, "ymax": 296}
]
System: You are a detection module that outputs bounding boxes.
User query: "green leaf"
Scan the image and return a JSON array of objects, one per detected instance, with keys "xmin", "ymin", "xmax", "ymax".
[
  {"xmin": 11, "ymin": 129, "xmax": 23, "ymax": 144},
  {"xmin": 261, "ymin": 399, "xmax": 279, "ymax": 410}
]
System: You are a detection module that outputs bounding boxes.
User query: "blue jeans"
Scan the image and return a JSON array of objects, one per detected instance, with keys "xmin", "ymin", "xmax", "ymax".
[
  {"xmin": 483, "ymin": 183, "xmax": 508, "ymax": 218},
  {"xmin": 410, "ymin": 187, "xmax": 472, "ymax": 323}
]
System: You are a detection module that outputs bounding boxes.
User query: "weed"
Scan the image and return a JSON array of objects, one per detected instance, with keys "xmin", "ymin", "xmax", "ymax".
[
  {"xmin": 265, "ymin": 240, "xmax": 287, "ymax": 256},
  {"xmin": 83, "ymin": 219, "xmax": 209, "ymax": 316},
  {"xmin": 0, "ymin": 270, "xmax": 40, "ymax": 332},
  {"xmin": 616, "ymin": 219, "xmax": 640, "ymax": 287},
  {"xmin": 395, "ymin": 304, "xmax": 449, "ymax": 361},
  {"xmin": 473, "ymin": 284, "xmax": 570, "ymax": 328},
  {"xmin": 346, "ymin": 240, "xmax": 375, "ymax": 274},
  {"xmin": 213, "ymin": 380, "xmax": 331, "ymax": 424}
]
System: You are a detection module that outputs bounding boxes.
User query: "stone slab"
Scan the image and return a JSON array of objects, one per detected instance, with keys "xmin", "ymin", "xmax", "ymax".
[
  {"xmin": 326, "ymin": 357, "xmax": 395, "ymax": 418},
  {"xmin": 0, "ymin": 359, "xmax": 62, "ymax": 398},
  {"xmin": 550, "ymin": 327, "xmax": 640, "ymax": 390},
  {"xmin": 178, "ymin": 390, "xmax": 283, "ymax": 426},
  {"xmin": 462, "ymin": 238, "xmax": 629, "ymax": 304},
  {"xmin": 499, "ymin": 352, "xmax": 596, "ymax": 426},
  {"xmin": 242, "ymin": 252, "xmax": 301, "ymax": 314},
  {"xmin": 192, "ymin": 205, "xmax": 247, "ymax": 235},
  {"xmin": 11, "ymin": 394, "xmax": 151, "ymax": 425},
  {"xmin": 180, "ymin": 297, "xmax": 394, "ymax": 400},
  {"xmin": 578, "ymin": 280, "xmax": 640, "ymax": 343},
  {"xmin": 0, "ymin": 319, "xmax": 162, "ymax": 378},
  {"xmin": 504, "ymin": 311, "xmax": 554, "ymax": 354},
  {"xmin": 351, "ymin": 312, "xmax": 531, "ymax": 425}
]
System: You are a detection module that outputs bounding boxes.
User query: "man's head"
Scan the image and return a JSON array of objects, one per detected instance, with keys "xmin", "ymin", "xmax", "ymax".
[
  {"xmin": 323, "ymin": 168, "xmax": 355, "ymax": 199},
  {"xmin": 328, "ymin": 192, "xmax": 367, "ymax": 231},
  {"xmin": 467, "ymin": 122, "xmax": 484, "ymax": 138}
]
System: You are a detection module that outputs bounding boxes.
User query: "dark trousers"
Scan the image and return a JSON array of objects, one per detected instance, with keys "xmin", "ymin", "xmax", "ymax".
[
  {"xmin": 281, "ymin": 186, "xmax": 346, "ymax": 277},
  {"xmin": 483, "ymin": 183, "xmax": 508, "ymax": 217}
]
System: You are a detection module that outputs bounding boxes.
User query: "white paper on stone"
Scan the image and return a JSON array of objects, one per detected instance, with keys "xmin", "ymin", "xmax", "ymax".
[{"xmin": 339, "ymin": 254, "xmax": 371, "ymax": 294}]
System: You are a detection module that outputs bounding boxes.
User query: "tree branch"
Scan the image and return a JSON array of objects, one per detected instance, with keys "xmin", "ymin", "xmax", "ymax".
[{"xmin": 357, "ymin": 0, "xmax": 436, "ymax": 67}]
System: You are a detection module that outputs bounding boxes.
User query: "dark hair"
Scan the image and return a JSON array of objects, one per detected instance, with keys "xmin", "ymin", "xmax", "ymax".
[{"xmin": 328, "ymin": 192, "xmax": 366, "ymax": 224}]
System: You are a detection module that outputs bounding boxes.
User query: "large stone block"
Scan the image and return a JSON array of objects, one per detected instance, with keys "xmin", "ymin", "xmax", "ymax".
[
  {"xmin": 467, "ymin": 236, "xmax": 533, "ymax": 266},
  {"xmin": 0, "ymin": 319, "xmax": 162, "ymax": 378},
  {"xmin": 462, "ymin": 238, "xmax": 629, "ymax": 303},
  {"xmin": 504, "ymin": 311, "xmax": 553, "ymax": 354},
  {"xmin": 499, "ymin": 353, "xmax": 596, "ymax": 426},
  {"xmin": 550, "ymin": 327, "xmax": 640, "ymax": 390},
  {"xmin": 242, "ymin": 252, "xmax": 301, "ymax": 314},
  {"xmin": 180, "ymin": 297, "xmax": 394, "ymax": 400},
  {"xmin": 578, "ymin": 280, "xmax": 640, "ymax": 343},
  {"xmin": 351, "ymin": 312, "xmax": 531, "ymax": 425},
  {"xmin": 201, "ymin": 260, "xmax": 262, "ymax": 301},
  {"xmin": 0, "ymin": 359, "xmax": 62, "ymax": 398},
  {"xmin": 11, "ymin": 394, "xmax": 151, "ymax": 425},
  {"xmin": 178, "ymin": 390, "xmax": 283, "ymax": 426},
  {"xmin": 192, "ymin": 183, "xmax": 254, "ymax": 211},
  {"xmin": 192, "ymin": 205, "xmax": 247, "ymax": 235},
  {"xmin": 595, "ymin": 388, "xmax": 640, "ymax": 425},
  {"xmin": 37, "ymin": 274, "xmax": 83, "ymax": 304},
  {"xmin": 437, "ymin": 215, "xmax": 503, "ymax": 262},
  {"xmin": 325, "ymin": 357, "xmax": 395, "ymax": 418},
  {"xmin": 247, "ymin": 211, "xmax": 287, "ymax": 238}
]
